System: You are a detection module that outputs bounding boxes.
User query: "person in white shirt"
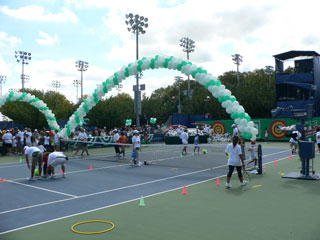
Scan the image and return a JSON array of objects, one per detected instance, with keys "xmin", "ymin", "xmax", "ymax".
[
  {"xmin": 203, "ymin": 125, "xmax": 209, "ymax": 135},
  {"xmin": 289, "ymin": 130, "xmax": 301, "ymax": 154},
  {"xmin": 316, "ymin": 128, "xmax": 320, "ymax": 153},
  {"xmin": 24, "ymin": 146, "xmax": 43, "ymax": 181},
  {"xmin": 231, "ymin": 124, "xmax": 239, "ymax": 136},
  {"xmin": 113, "ymin": 129, "xmax": 120, "ymax": 157},
  {"xmin": 17, "ymin": 129, "xmax": 25, "ymax": 154},
  {"xmin": 131, "ymin": 130, "xmax": 144, "ymax": 166},
  {"xmin": 180, "ymin": 128, "xmax": 189, "ymax": 155},
  {"xmin": 75, "ymin": 128, "xmax": 88, "ymax": 156},
  {"xmin": 224, "ymin": 135, "xmax": 246, "ymax": 188},
  {"xmin": 25, "ymin": 128, "xmax": 32, "ymax": 147},
  {"xmin": 2, "ymin": 130, "xmax": 13, "ymax": 155},
  {"xmin": 44, "ymin": 151, "xmax": 68, "ymax": 178}
]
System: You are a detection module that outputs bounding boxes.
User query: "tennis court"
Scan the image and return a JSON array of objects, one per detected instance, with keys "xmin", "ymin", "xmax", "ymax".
[{"xmin": 1, "ymin": 142, "xmax": 319, "ymax": 240}]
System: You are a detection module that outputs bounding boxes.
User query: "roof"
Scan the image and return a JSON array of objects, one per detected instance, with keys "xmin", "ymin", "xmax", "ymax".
[{"xmin": 273, "ymin": 50, "xmax": 320, "ymax": 61}]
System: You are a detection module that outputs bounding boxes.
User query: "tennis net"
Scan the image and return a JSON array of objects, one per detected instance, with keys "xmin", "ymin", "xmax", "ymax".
[{"xmin": 61, "ymin": 139, "xmax": 234, "ymax": 170}]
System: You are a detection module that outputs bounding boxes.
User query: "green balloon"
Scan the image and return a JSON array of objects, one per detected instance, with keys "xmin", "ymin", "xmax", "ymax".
[
  {"xmin": 244, "ymin": 114, "xmax": 251, "ymax": 122},
  {"xmin": 238, "ymin": 112, "xmax": 245, "ymax": 119},
  {"xmin": 231, "ymin": 112, "xmax": 239, "ymax": 119},
  {"xmin": 230, "ymin": 96, "xmax": 236, "ymax": 102}
]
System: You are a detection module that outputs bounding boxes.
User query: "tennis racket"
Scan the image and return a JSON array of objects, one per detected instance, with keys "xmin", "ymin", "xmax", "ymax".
[{"xmin": 242, "ymin": 167, "xmax": 251, "ymax": 183}]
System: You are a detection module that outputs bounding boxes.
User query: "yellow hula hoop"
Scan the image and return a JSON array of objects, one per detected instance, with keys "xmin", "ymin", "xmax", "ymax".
[{"xmin": 71, "ymin": 220, "xmax": 115, "ymax": 235}]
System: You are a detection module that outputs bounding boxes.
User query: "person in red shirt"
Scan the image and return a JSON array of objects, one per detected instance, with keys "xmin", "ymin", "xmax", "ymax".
[{"xmin": 118, "ymin": 132, "xmax": 129, "ymax": 159}]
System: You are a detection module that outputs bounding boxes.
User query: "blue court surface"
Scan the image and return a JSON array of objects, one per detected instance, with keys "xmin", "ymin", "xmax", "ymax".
[{"xmin": 0, "ymin": 144, "xmax": 291, "ymax": 235}]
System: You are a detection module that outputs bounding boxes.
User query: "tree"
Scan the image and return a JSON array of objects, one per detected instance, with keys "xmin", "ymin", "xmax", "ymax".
[{"xmin": 0, "ymin": 89, "xmax": 76, "ymax": 129}]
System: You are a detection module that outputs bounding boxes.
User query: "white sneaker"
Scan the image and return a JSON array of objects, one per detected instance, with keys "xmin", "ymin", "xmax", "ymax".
[
  {"xmin": 130, "ymin": 159, "xmax": 135, "ymax": 166},
  {"xmin": 225, "ymin": 183, "xmax": 232, "ymax": 188},
  {"xmin": 50, "ymin": 174, "xmax": 56, "ymax": 179},
  {"xmin": 241, "ymin": 181, "xmax": 247, "ymax": 186},
  {"xmin": 137, "ymin": 161, "xmax": 142, "ymax": 167},
  {"xmin": 27, "ymin": 177, "xmax": 35, "ymax": 181}
]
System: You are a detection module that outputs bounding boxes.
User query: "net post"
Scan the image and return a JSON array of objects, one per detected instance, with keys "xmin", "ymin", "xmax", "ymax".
[{"xmin": 257, "ymin": 144, "xmax": 263, "ymax": 174}]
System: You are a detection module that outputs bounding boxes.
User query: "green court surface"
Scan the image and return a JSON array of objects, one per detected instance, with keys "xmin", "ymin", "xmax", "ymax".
[{"xmin": 2, "ymin": 143, "xmax": 320, "ymax": 240}]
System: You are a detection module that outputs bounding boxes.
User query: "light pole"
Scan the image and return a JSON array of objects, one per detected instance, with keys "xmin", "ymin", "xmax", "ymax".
[
  {"xmin": 180, "ymin": 37, "xmax": 195, "ymax": 99},
  {"xmin": 265, "ymin": 65, "xmax": 274, "ymax": 84},
  {"xmin": 174, "ymin": 76, "xmax": 183, "ymax": 114},
  {"xmin": 75, "ymin": 60, "xmax": 88, "ymax": 102},
  {"xmin": 73, "ymin": 79, "xmax": 80, "ymax": 103},
  {"xmin": 0, "ymin": 75, "xmax": 6, "ymax": 96},
  {"xmin": 52, "ymin": 80, "xmax": 61, "ymax": 92},
  {"xmin": 232, "ymin": 54, "xmax": 243, "ymax": 87},
  {"xmin": 14, "ymin": 51, "xmax": 32, "ymax": 92},
  {"xmin": 125, "ymin": 13, "xmax": 148, "ymax": 128}
]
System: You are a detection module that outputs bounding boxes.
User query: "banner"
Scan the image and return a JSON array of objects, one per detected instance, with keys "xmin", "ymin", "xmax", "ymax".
[{"xmin": 197, "ymin": 117, "xmax": 320, "ymax": 141}]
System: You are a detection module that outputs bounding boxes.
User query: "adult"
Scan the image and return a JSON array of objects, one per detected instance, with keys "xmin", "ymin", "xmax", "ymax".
[
  {"xmin": 25, "ymin": 128, "xmax": 32, "ymax": 147},
  {"xmin": 75, "ymin": 128, "xmax": 89, "ymax": 156},
  {"xmin": 131, "ymin": 130, "xmax": 143, "ymax": 166},
  {"xmin": 2, "ymin": 130, "xmax": 13, "ymax": 156},
  {"xmin": 17, "ymin": 128, "xmax": 25, "ymax": 155},
  {"xmin": 24, "ymin": 146, "xmax": 43, "ymax": 181},
  {"xmin": 231, "ymin": 124, "xmax": 239, "ymax": 136},
  {"xmin": 224, "ymin": 135, "xmax": 246, "ymax": 188},
  {"xmin": 113, "ymin": 129, "xmax": 120, "ymax": 158},
  {"xmin": 180, "ymin": 128, "xmax": 189, "ymax": 156},
  {"xmin": 44, "ymin": 152, "xmax": 68, "ymax": 178}
]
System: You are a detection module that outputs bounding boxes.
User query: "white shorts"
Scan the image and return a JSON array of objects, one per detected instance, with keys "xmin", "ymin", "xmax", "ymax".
[
  {"xmin": 182, "ymin": 140, "xmax": 188, "ymax": 146},
  {"xmin": 48, "ymin": 157, "xmax": 66, "ymax": 167}
]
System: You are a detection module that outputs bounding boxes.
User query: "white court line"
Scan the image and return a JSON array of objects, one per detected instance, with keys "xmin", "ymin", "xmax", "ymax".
[
  {"xmin": 0, "ymin": 149, "xmax": 290, "ymax": 216},
  {"xmin": 6, "ymin": 180, "xmax": 78, "ymax": 198},
  {"xmin": 0, "ymin": 150, "xmax": 294, "ymax": 235}
]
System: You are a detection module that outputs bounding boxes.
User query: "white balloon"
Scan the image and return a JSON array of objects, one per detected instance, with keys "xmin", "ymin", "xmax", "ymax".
[
  {"xmin": 222, "ymin": 101, "xmax": 228, "ymax": 108},
  {"xmin": 240, "ymin": 119, "xmax": 247, "ymax": 126},
  {"xmin": 245, "ymin": 126, "xmax": 251, "ymax": 133},
  {"xmin": 251, "ymin": 135, "xmax": 257, "ymax": 141},
  {"xmin": 247, "ymin": 121, "xmax": 254, "ymax": 128},
  {"xmin": 235, "ymin": 118, "xmax": 242, "ymax": 125},
  {"xmin": 233, "ymin": 101, "xmax": 240, "ymax": 107},
  {"xmin": 226, "ymin": 107, "xmax": 233, "ymax": 114},
  {"xmin": 252, "ymin": 128, "xmax": 259, "ymax": 135},
  {"xmin": 238, "ymin": 125, "xmax": 245, "ymax": 132}
]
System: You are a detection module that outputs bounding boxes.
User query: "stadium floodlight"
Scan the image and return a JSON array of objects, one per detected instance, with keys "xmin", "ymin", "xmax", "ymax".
[
  {"xmin": 232, "ymin": 54, "xmax": 243, "ymax": 87},
  {"xmin": 125, "ymin": 13, "xmax": 149, "ymax": 127},
  {"xmin": 180, "ymin": 37, "xmax": 195, "ymax": 99},
  {"xmin": 75, "ymin": 60, "xmax": 89, "ymax": 102},
  {"xmin": 52, "ymin": 80, "xmax": 61, "ymax": 92},
  {"xmin": 14, "ymin": 51, "xmax": 32, "ymax": 91},
  {"xmin": 0, "ymin": 75, "xmax": 7, "ymax": 96}
]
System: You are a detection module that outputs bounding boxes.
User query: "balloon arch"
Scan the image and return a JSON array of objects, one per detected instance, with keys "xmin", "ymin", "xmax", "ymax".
[{"xmin": 0, "ymin": 55, "xmax": 258, "ymax": 141}]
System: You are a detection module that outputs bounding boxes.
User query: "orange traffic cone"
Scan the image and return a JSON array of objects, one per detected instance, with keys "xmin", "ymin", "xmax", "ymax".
[
  {"xmin": 89, "ymin": 163, "xmax": 93, "ymax": 170},
  {"xmin": 288, "ymin": 153, "xmax": 292, "ymax": 161},
  {"xmin": 274, "ymin": 159, "xmax": 278, "ymax": 165},
  {"xmin": 216, "ymin": 177, "xmax": 221, "ymax": 186},
  {"xmin": 182, "ymin": 185, "xmax": 188, "ymax": 195}
]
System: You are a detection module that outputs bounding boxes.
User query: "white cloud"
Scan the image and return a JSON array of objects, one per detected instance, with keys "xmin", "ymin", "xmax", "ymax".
[
  {"xmin": 36, "ymin": 31, "xmax": 59, "ymax": 45},
  {"xmin": 0, "ymin": 32, "xmax": 22, "ymax": 47},
  {"xmin": 0, "ymin": 5, "xmax": 79, "ymax": 23}
]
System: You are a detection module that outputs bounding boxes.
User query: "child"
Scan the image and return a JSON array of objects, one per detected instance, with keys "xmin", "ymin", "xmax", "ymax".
[
  {"xmin": 118, "ymin": 132, "xmax": 129, "ymax": 159},
  {"xmin": 247, "ymin": 141, "xmax": 258, "ymax": 168},
  {"xmin": 194, "ymin": 133, "xmax": 200, "ymax": 154}
]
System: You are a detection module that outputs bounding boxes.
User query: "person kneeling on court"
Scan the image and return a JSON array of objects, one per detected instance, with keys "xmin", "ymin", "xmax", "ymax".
[
  {"xmin": 225, "ymin": 135, "xmax": 246, "ymax": 188},
  {"xmin": 24, "ymin": 146, "xmax": 44, "ymax": 181},
  {"xmin": 44, "ymin": 152, "xmax": 69, "ymax": 179}
]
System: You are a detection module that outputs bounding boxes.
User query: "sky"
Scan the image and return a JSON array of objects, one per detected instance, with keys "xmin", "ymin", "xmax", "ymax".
[{"xmin": 1, "ymin": 0, "xmax": 320, "ymax": 103}]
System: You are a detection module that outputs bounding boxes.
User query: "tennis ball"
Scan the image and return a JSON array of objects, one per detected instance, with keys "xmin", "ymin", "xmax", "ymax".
[
  {"xmin": 202, "ymin": 149, "xmax": 207, "ymax": 154},
  {"xmin": 34, "ymin": 169, "xmax": 39, "ymax": 176}
]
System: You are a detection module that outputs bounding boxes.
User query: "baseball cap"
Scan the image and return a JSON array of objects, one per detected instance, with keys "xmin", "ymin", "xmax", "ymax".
[
  {"xmin": 134, "ymin": 130, "xmax": 139, "ymax": 134},
  {"xmin": 231, "ymin": 124, "xmax": 236, "ymax": 127}
]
